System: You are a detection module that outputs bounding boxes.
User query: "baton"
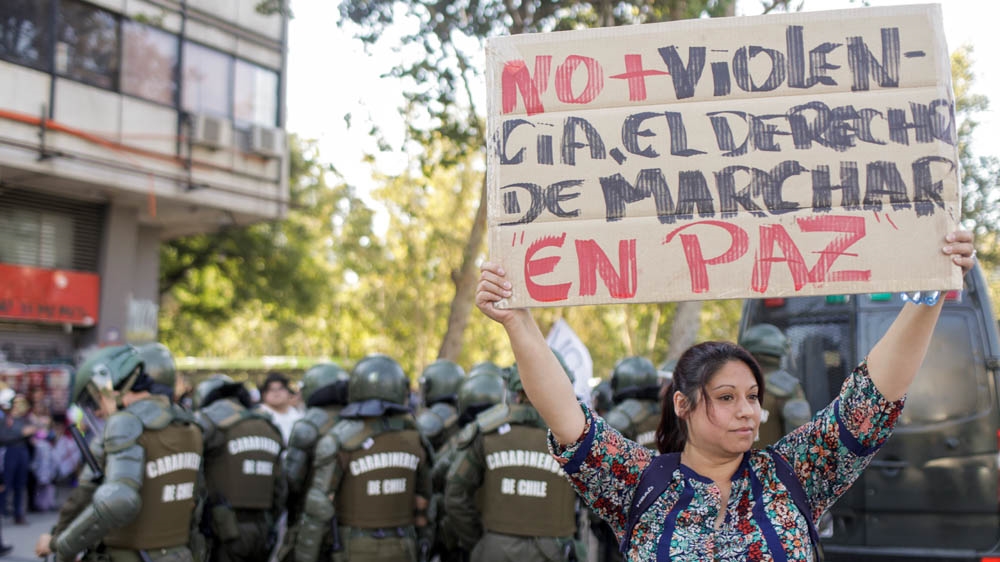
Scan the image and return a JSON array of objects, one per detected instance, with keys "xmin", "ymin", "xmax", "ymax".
[{"xmin": 69, "ymin": 424, "xmax": 104, "ymax": 483}]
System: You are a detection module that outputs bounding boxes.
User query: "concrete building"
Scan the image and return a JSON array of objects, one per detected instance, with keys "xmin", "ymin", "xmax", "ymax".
[{"xmin": 0, "ymin": 0, "xmax": 290, "ymax": 363}]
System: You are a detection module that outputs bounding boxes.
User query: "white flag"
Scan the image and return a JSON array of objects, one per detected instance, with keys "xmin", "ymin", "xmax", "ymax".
[{"xmin": 545, "ymin": 319, "xmax": 594, "ymax": 401}]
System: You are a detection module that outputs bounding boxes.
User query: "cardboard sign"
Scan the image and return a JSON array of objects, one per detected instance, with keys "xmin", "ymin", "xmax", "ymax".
[{"xmin": 486, "ymin": 5, "xmax": 962, "ymax": 307}]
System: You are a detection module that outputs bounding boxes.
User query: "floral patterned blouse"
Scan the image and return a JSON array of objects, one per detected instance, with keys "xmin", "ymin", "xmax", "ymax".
[{"xmin": 548, "ymin": 361, "xmax": 904, "ymax": 561}]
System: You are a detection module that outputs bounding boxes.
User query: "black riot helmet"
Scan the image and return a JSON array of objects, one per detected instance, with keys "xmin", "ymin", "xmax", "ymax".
[
  {"xmin": 301, "ymin": 362, "xmax": 350, "ymax": 408},
  {"xmin": 610, "ymin": 356, "xmax": 659, "ymax": 402},
  {"xmin": 457, "ymin": 372, "xmax": 506, "ymax": 425},
  {"xmin": 591, "ymin": 380, "xmax": 614, "ymax": 414},
  {"xmin": 419, "ymin": 360, "xmax": 465, "ymax": 407},
  {"xmin": 341, "ymin": 354, "xmax": 411, "ymax": 418}
]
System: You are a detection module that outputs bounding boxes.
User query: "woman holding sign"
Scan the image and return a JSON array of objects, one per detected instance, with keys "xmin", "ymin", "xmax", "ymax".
[{"xmin": 475, "ymin": 230, "xmax": 976, "ymax": 561}]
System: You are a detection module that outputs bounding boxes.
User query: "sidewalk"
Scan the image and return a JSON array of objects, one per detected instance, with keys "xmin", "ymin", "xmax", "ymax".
[
  {"xmin": 2, "ymin": 486, "xmax": 70, "ymax": 562},
  {"xmin": 2, "ymin": 509, "xmax": 57, "ymax": 562}
]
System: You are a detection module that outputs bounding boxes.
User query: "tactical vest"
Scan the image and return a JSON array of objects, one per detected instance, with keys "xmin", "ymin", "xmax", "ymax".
[
  {"xmin": 632, "ymin": 402, "xmax": 660, "ymax": 451},
  {"xmin": 104, "ymin": 421, "xmax": 203, "ymax": 550},
  {"xmin": 757, "ymin": 368, "xmax": 805, "ymax": 446},
  {"xmin": 757, "ymin": 392, "xmax": 785, "ymax": 445},
  {"xmin": 336, "ymin": 429, "xmax": 427, "ymax": 528},
  {"xmin": 480, "ymin": 424, "xmax": 576, "ymax": 537},
  {"xmin": 206, "ymin": 415, "xmax": 283, "ymax": 509},
  {"xmin": 298, "ymin": 406, "xmax": 341, "ymax": 483}
]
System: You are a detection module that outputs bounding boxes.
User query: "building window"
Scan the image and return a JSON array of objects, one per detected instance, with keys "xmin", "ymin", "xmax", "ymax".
[
  {"xmin": 56, "ymin": 0, "xmax": 119, "ymax": 90},
  {"xmin": 182, "ymin": 41, "xmax": 231, "ymax": 118},
  {"xmin": 234, "ymin": 59, "xmax": 278, "ymax": 127},
  {"xmin": 121, "ymin": 21, "xmax": 178, "ymax": 105},
  {"xmin": 0, "ymin": 208, "xmax": 75, "ymax": 270},
  {"xmin": 0, "ymin": 0, "xmax": 52, "ymax": 71}
]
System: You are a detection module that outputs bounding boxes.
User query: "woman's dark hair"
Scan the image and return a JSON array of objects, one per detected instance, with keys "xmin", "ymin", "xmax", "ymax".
[{"xmin": 655, "ymin": 341, "xmax": 764, "ymax": 454}]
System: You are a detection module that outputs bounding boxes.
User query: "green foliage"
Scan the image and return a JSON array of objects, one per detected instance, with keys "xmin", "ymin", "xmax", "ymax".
[
  {"xmin": 331, "ymin": 0, "xmax": 750, "ymax": 376},
  {"xmin": 159, "ymin": 136, "xmax": 376, "ymax": 358},
  {"xmin": 165, "ymin": 1, "xmax": 1000, "ymax": 388},
  {"xmin": 949, "ymin": 45, "xmax": 1000, "ymax": 320},
  {"xmin": 338, "ymin": 0, "xmax": 739, "ymax": 162},
  {"xmin": 952, "ymin": 45, "xmax": 1000, "ymax": 263},
  {"xmin": 255, "ymin": 0, "xmax": 292, "ymax": 17}
]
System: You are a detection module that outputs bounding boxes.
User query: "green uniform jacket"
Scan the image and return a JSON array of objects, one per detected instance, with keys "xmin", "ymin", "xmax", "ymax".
[
  {"xmin": 283, "ymin": 405, "xmax": 341, "ymax": 521},
  {"xmin": 292, "ymin": 413, "xmax": 433, "ymax": 562},
  {"xmin": 604, "ymin": 398, "xmax": 660, "ymax": 451},
  {"xmin": 757, "ymin": 368, "xmax": 811, "ymax": 446},
  {"xmin": 50, "ymin": 439, "xmax": 103, "ymax": 562},
  {"xmin": 52, "ymin": 396, "xmax": 203, "ymax": 562},
  {"xmin": 416, "ymin": 402, "xmax": 460, "ymax": 453},
  {"xmin": 444, "ymin": 403, "xmax": 584, "ymax": 562},
  {"xmin": 428, "ymin": 423, "xmax": 473, "ymax": 561},
  {"xmin": 197, "ymin": 398, "xmax": 287, "ymax": 562}
]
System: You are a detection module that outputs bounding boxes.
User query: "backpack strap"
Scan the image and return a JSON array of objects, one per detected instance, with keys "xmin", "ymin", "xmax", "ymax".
[
  {"xmin": 619, "ymin": 452, "xmax": 680, "ymax": 554},
  {"xmin": 619, "ymin": 450, "xmax": 823, "ymax": 561},
  {"xmin": 767, "ymin": 449, "xmax": 823, "ymax": 562}
]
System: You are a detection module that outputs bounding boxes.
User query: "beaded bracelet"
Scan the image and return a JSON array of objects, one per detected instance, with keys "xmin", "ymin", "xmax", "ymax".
[{"xmin": 899, "ymin": 291, "xmax": 941, "ymax": 306}]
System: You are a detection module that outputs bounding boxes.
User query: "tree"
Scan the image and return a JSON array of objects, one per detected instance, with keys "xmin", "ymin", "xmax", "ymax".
[
  {"xmin": 336, "ymin": 0, "xmax": 770, "ymax": 365},
  {"xmin": 158, "ymin": 136, "xmax": 375, "ymax": 357},
  {"xmin": 950, "ymin": 45, "xmax": 1000, "ymax": 319},
  {"xmin": 952, "ymin": 45, "xmax": 1000, "ymax": 264}
]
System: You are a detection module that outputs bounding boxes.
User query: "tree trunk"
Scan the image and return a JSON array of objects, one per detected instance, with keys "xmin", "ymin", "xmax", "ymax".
[
  {"xmin": 623, "ymin": 307, "xmax": 636, "ymax": 356},
  {"xmin": 437, "ymin": 175, "xmax": 489, "ymax": 360},
  {"xmin": 664, "ymin": 301, "xmax": 702, "ymax": 361},
  {"xmin": 644, "ymin": 305, "xmax": 663, "ymax": 357}
]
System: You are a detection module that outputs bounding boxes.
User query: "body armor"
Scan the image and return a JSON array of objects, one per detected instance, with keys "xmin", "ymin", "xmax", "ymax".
[
  {"xmin": 285, "ymin": 406, "xmax": 341, "ymax": 515},
  {"xmin": 445, "ymin": 404, "xmax": 579, "ymax": 559},
  {"xmin": 739, "ymin": 324, "xmax": 812, "ymax": 446},
  {"xmin": 757, "ymin": 368, "xmax": 811, "ymax": 446},
  {"xmin": 198, "ymin": 398, "xmax": 285, "ymax": 562},
  {"xmin": 416, "ymin": 402, "xmax": 460, "ymax": 452},
  {"xmin": 605, "ymin": 398, "xmax": 660, "ymax": 451},
  {"xmin": 200, "ymin": 403, "xmax": 283, "ymax": 509},
  {"xmin": 53, "ymin": 396, "xmax": 203, "ymax": 558},
  {"xmin": 293, "ymin": 415, "xmax": 432, "ymax": 562},
  {"xmin": 337, "ymin": 428, "xmax": 427, "ymax": 528},
  {"xmin": 479, "ymin": 423, "xmax": 576, "ymax": 537}
]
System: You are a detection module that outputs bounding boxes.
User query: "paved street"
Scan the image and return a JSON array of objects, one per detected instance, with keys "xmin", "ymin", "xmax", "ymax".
[
  {"xmin": 3, "ymin": 508, "xmax": 57, "ymax": 562},
  {"xmin": 2, "ymin": 486, "xmax": 72, "ymax": 562}
]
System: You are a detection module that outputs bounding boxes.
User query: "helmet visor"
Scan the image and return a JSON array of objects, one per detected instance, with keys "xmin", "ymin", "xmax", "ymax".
[
  {"xmin": 89, "ymin": 363, "xmax": 116, "ymax": 394},
  {"xmin": 79, "ymin": 362, "xmax": 117, "ymax": 414}
]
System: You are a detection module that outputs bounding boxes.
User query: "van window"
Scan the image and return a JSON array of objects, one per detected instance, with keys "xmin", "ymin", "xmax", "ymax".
[{"xmin": 896, "ymin": 313, "xmax": 991, "ymax": 427}]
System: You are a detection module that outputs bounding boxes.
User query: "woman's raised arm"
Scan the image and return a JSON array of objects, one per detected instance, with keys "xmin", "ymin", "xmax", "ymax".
[
  {"xmin": 476, "ymin": 262, "xmax": 586, "ymax": 445},
  {"xmin": 867, "ymin": 230, "xmax": 977, "ymax": 402}
]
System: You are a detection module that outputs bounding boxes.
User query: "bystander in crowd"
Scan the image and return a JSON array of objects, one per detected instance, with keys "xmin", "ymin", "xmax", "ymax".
[{"xmin": 256, "ymin": 371, "xmax": 303, "ymax": 444}]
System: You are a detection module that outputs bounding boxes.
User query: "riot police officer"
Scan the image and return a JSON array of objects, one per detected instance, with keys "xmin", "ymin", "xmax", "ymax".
[
  {"xmin": 415, "ymin": 360, "xmax": 465, "ymax": 452},
  {"xmin": 283, "ymin": 363, "xmax": 351, "ymax": 524},
  {"xmin": 445, "ymin": 361, "xmax": 584, "ymax": 562},
  {"xmin": 432, "ymin": 371, "xmax": 507, "ymax": 562},
  {"xmin": 470, "ymin": 361, "xmax": 504, "ymax": 380},
  {"xmin": 195, "ymin": 375, "xmax": 286, "ymax": 562},
  {"xmin": 739, "ymin": 323, "xmax": 811, "ymax": 445},
  {"xmin": 604, "ymin": 356, "xmax": 661, "ymax": 451},
  {"xmin": 469, "ymin": 361, "xmax": 510, "ymax": 404},
  {"xmin": 293, "ymin": 354, "xmax": 433, "ymax": 562},
  {"xmin": 589, "ymin": 380, "xmax": 613, "ymax": 417},
  {"xmin": 35, "ymin": 345, "xmax": 203, "ymax": 562},
  {"xmin": 138, "ymin": 342, "xmax": 178, "ymax": 401},
  {"xmin": 587, "ymin": 357, "xmax": 659, "ymax": 562}
]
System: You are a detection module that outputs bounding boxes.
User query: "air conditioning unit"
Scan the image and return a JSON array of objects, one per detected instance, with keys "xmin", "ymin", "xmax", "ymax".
[
  {"xmin": 249, "ymin": 125, "xmax": 285, "ymax": 158},
  {"xmin": 190, "ymin": 114, "xmax": 232, "ymax": 150}
]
